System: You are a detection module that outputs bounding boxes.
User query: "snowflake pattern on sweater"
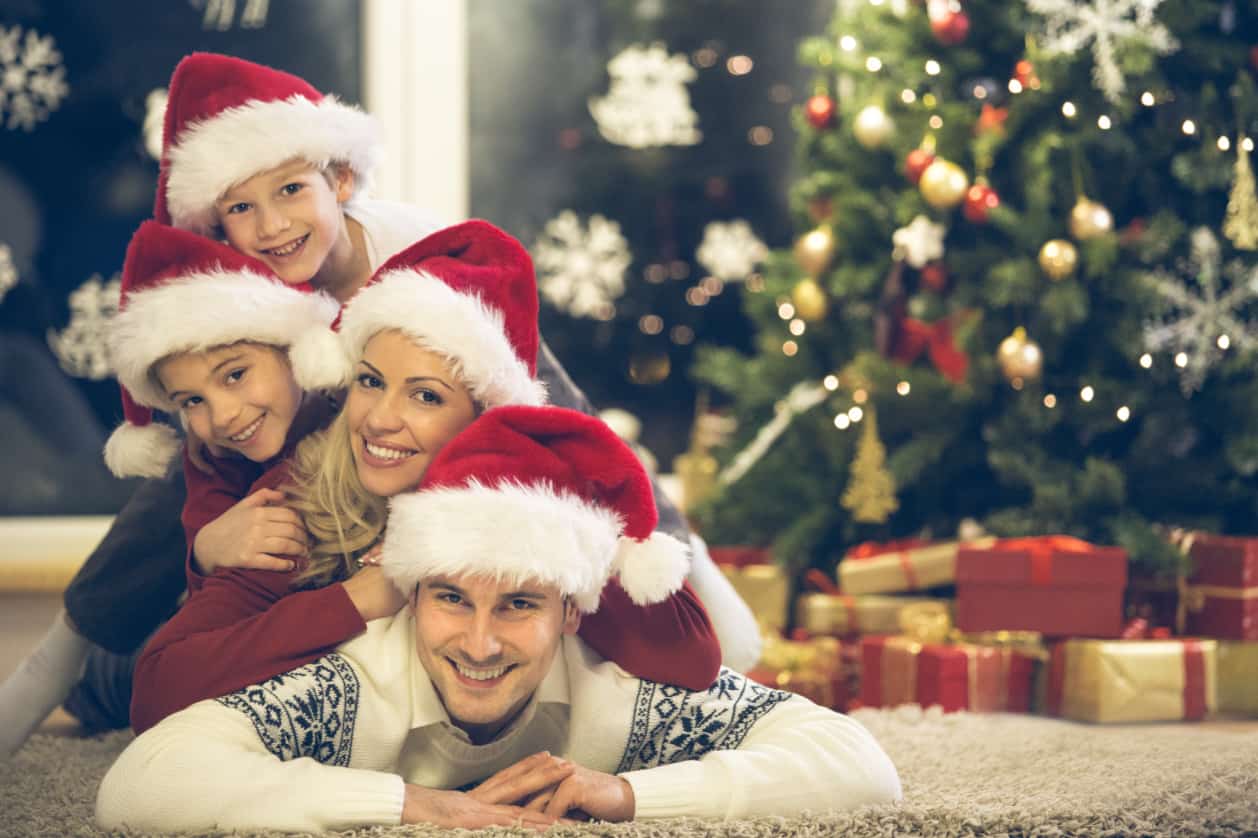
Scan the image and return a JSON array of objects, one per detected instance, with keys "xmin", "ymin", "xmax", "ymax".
[
  {"xmin": 616, "ymin": 668, "xmax": 792, "ymax": 772},
  {"xmin": 216, "ymin": 654, "xmax": 359, "ymax": 766}
]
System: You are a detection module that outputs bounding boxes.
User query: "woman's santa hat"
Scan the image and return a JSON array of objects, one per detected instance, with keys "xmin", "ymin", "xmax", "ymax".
[
  {"xmin": 154, "ymin": 52, "xmax": 378, "ymax": 233},
  {"xmin": 382, "ymin": 405, "xmax": 691, "ymax": 612},
  {"xmin": 335, "ymin": 219, "xmax": 547, "ymax": 408},
  {"xmin": 104, "ymin": 221, "xmax": 343, "ymax": 478}
]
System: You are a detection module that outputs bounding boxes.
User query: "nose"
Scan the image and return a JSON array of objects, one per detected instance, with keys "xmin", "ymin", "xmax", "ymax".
[
  {"xmin": 208, "ymin": 393, "xmax": 243, "ymax": 435},
  {"xmin": 364, "ymin": 392, "xmax": 405, "ymax": 435},
  {"xmin": 255, "ymin": 202, "xmax": 291, "ymax": 240},
  {"xmin": 460, "ymin": 612, "xmax": 504, "ymax": 664}
]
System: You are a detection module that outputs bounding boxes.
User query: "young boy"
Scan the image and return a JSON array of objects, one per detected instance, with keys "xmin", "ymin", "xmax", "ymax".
[{"xmin": 0, "ymin": 53, "xmax": 757, "ymax": 756}]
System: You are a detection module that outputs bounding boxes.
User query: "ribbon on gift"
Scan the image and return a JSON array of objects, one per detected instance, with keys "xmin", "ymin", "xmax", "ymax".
[
  {"xmin": 990, "ymin": 535, "xmax": 1097, "ymax": 586},
  {"xmin": 900, "ymin": 601, "xmax": 952, "ymax": 644}
]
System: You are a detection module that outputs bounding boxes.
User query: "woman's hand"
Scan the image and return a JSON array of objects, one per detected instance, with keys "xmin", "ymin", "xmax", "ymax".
[
  {"xmin": 191, "ymin": 488, "xmax": 307, "ymax": 575},
  {"xmin": 342, "ymin": 555, "xmax": 407, "ymax": 621}
]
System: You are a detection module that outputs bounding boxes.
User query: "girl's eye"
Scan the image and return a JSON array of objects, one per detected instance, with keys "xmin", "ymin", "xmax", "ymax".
[
  {"xmin": 226, "ymin": 202, "xmax": 250, "ymax": 215},
  {"xmin": 225, "ymin": 367, "xmax": 246, "ymax": 384},
  {"xmin": 413, "ymin": 388, "xmax": 444, "ymax": 406},
  {"xmin": 180, "ymin": 395, "xmax": 203, "ymax": 410},
  {"xmin": 356, "ymin": 373, "xmax": 383, "ymax": 389}
]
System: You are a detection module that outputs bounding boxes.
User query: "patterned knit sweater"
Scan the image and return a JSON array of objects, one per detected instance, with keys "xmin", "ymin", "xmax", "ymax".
[{"xmin": 98, "ymin": 613, "xmax": 900, "ymax": 832}]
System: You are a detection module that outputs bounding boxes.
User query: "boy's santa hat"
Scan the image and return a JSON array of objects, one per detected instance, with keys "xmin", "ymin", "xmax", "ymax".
[
  {"xmin": 105, "ymin": 221, "xmax": 344, "ymax": 479},
  {"xmin": 335, "ymin": 219, "xmax": 547, "ymax": 409},
  {"xmin": 382, "ymin": 406, "xmax": 691, "ymax": 612},
  {"xmin": 155, "ymin": 52, "xmax": 378, "ymax": 233}
]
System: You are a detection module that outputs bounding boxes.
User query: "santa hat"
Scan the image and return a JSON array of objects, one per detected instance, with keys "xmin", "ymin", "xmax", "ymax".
[
  {"xmin": 154, "ymin": 52, "xmax": 378, "ymax": 232},
  {"xmin": 104, "ymin": 221, "xmax": 344, "ymax": 479},
  {"xmin": 335, "ymin": 219, "xmax": 547, "ymax": 408},
  {"xmin": 381, "ymin": 405, "xmax": 691, "ymax": 613}
]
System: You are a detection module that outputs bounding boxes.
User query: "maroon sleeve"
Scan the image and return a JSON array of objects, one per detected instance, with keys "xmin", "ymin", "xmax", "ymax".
[
  {"xmin": 129, "ymin": 565, "xmax": 366, "ymax": 734},
  {"xmin": 576, "ymin": 579, "xmax": 721, "ymax": 690},
  {"xmin": 180, "ymin": 449, "xmax": 264, "ymax": 593}
]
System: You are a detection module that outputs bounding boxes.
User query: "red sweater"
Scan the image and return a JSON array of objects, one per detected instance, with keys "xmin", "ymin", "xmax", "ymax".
[{"xmin": 133, "ymin": 463, "xmax": 721, "ymax": 733}]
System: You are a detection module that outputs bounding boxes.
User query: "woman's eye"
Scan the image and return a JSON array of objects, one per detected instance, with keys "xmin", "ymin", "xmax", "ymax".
[
  {"xmin": 356, "ymin": 373, "xmax": 382, "ymax": 389},
  {"xmin": 414, "ymin": 388, "xmax": 444, "ymax": 405}
]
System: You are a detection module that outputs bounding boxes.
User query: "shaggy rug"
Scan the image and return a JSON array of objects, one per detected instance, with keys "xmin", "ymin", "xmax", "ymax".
[{"xmin": 3, "ymin": 706, "xmax": 1256, "ymax": 837}]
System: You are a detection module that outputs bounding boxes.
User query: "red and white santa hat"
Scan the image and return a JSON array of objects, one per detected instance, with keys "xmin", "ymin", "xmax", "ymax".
[
  {"xmin": 381, "ymin": 405, "xmax": 691, "ymax": 612},
  {"xmin": 154, "ymin": 52, "xmax": 378, "ymax": 233},
  {"xmin": 104, "ymin": 221, "xmax": 344, "ymax": 478},
  {"xmin": 334, "ymin": 219, "xmax": 547, "ymax": 408}
]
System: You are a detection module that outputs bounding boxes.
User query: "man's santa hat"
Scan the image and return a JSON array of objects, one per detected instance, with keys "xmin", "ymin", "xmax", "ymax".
[
  {"xmin": 104, "ymin": 221, "xmax": 344, "ymax": 478},
  {"xmin": 382, "ymin": 406, "xmax": 691, "ymax": 612},
  {"xmin": 154, "ymin": 52, "xmax": 378, "ymax": 232},
  {"xmin": 334, "ymin": 219, "xmax": 547, "ymax": 408}
]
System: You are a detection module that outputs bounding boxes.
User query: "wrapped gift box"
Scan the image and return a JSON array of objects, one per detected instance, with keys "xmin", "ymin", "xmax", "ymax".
[
  {"xmin": 956, "ymin": 536, "xmax": 1127, "ymax": 637},
  {"xmin": 747, "ymin": 633, "xmax": 851, "ymax": 711},
  {"xmin": 796, "ymin": 592, "xmax": 953, "ymax": 637},
  {"xmin": 838, "ymin": 537, "xmax": 995, "ymax": 596},
  {"xmin": 860, "ymin": 635, "xmax": 1037, "ymax": 713},
  {"xmin": 1185, "ymin": 535, "xmax": 1258, "ymax": 640},
  {"xmin": 1216, "ymin": 641, "xmax": 1258, "ymax": 717},
  {"xmin": 1045, "ymin": 638, "xmax": 1217, "ymax": 723},
  {"xmin": 709, "ymin": 546, "xmax": 791, "ymax": 632}
]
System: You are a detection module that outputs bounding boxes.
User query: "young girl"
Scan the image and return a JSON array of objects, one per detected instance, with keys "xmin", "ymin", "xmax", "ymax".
[{"xmin": 130, "ymin": 220, "xmax": 719, "ymax": 732}]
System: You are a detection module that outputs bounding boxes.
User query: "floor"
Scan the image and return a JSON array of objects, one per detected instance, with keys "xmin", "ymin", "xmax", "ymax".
[{"xmin": 2, "ymin": 591, "xmax": 91, "ymax": 735}]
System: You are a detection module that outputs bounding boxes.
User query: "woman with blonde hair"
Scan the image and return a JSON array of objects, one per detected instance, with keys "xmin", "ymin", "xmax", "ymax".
[{"xmin": 129, "ymin": 221, "xmax": 725, "ymax": 733}]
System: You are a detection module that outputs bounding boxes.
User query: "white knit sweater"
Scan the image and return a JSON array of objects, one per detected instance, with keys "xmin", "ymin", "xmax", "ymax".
[{"xmin": 97, "ymin": 613, "xmax": 900, "ymax": 833}]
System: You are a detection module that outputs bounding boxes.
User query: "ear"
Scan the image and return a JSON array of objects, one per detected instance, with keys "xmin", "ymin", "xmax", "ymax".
[
  {"xmin": 561, "ymin": 598, "xmax": 581, "ymax": 636},
  {"xmin": 334, "ymin": 164, "xmax": 356, "ymax": 203}
]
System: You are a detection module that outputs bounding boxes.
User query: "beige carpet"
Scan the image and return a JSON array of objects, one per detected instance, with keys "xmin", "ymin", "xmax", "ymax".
[{"xmin": 3, "ymin": 705, "xmax": 1257, "ymax": 837}]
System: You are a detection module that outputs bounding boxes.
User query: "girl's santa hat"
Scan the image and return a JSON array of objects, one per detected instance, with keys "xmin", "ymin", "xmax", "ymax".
[
  {"xmin": 334, "ymin": 219, "xmax": 547, "ymax": 409},
  {"xmin": 155, "ymin": 52, "xmax": 379, "ymax": 233},
  {"xmin": 105, "ymin": 221, "xmax": 344, "ymax": 478},
  {"xmin": 381, "ymin": 405, "xmax": 691, "ymax": 612}
]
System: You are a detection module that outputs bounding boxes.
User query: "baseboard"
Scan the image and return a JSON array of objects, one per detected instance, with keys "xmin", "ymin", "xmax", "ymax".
[{"xmin": 0, "ymin": 517, "xmax": 114, "ymax": 592}]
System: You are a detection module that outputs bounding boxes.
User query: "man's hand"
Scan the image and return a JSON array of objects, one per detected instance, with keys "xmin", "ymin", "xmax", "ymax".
[
  {"xmin": 400, "ymin": 783, "xmax": 559, "ymax": 830},
  {"xmin": 192, "ymin": 488, "xmax": 307, "ymax": 575},
  {"xmin": 528, "ymin": 763, "xmax": 635, "ymax": 822},
  {"xmin": 469, "ymin": 751, "xmax": 576, "ymax": 807}
]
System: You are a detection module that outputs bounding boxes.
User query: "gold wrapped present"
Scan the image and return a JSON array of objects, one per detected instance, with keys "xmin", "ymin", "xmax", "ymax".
[
  {"xmin": 747, "ymin": 633, "xmax": 850, "ymax": 710},
  {"xmin": 795, "ymin": 593, "xmax": 953, "ymax": 637},
  {"xmin": 710, "ymin": 547, "xmax": 790, "ymax": 631},
  {"xmin": 1217, "ymin": 641, "xmax": 1258, "ymax": 717},
  {"xmin": 838, "ymin": 537, "xmax": 996, "ymax": 595},
  {"xmin": 1045, "ymin": 639, "xmax": 1217, "ymax": 723}
]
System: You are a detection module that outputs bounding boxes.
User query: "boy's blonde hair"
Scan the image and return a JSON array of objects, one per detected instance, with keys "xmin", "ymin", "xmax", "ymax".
[{"xmin": 287, "ymin": 410, "xmax": 387, "ymax": 589}]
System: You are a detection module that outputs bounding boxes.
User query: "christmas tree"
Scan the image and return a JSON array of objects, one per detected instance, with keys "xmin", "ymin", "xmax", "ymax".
[{"xmin": 693, "ymin": 0, "xmax": 1258, "ymax": 578}]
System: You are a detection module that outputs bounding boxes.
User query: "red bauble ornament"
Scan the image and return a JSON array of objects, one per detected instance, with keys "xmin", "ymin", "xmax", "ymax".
[
  {"xmin": 920, "ymin": 262, "xmax": 948, "ymax": 292},
  {"xmin": 805, "ymin": 94, "xmax": 837, "ymax": 129},
  {"xmin": 930, "ymin": 8, "xmax": 970, "ymax": 45},
  {"xmin": 807, "ymin": 196, "xmax": 835, "ymax": 223},
  {"xmin": 1013, "ymin": 59, "xmax": 1039, "ymax": 89},
  {"xmin": 904, "ymin": 148, "xmax": 936, "ymax": 184},
  {"xmin": 962, "ymin": 183, "xmax": 999, "ymax": 223}
]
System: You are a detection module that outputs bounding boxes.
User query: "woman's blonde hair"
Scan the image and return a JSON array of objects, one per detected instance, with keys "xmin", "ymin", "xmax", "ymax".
[{"xmin": 287, "ymin": 409, "xmax": 388, "ymax": 589}]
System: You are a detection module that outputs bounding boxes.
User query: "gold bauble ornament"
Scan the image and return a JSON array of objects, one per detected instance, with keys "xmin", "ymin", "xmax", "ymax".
[
  {"xmin": 997, "ymin": 327, "xmax": 1043, "ymax": 382},
  {"xmin": 793, "ymin": 225, "xmax": 837, "ymax": 277},
  {"xmin": 853, "ymin": 104, "xmax": 895, "ymax": 149},
  {"xmin": 1069, "ymin": 197, "xmax": 1114, "ymax": 240},
  {"xmin": 919, "ymin": 159, "xmax": 970, "ymax": 209},
  {"xmin": 1038, "ymin": 239, "xmax": 1078, "ymax": 280},
  {"xmin": 791, "ymin": 277, "xmax": 829, "ymax": 321}
]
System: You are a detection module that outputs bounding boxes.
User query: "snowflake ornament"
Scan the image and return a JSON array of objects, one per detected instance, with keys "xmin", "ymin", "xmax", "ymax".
[
  {"xmin": 533, "ymin": 211, "xmax": 632, "ymax": 319},
  {"xmin": 1025, "ymin": 0, "xmax": 1177, "ymax": 106},
  {"xmin": 696, "ymin": 220, "xmax": 768, "ymax": 282},
  {"xmin": 0, "ymin": 244, "xmax": 17, "ymax": 303},
  {"xmin": 588, "ymin": 43, "xmax": 701, "ymax": 149},
  {"xmin": 0, "ymin": 25, "xmax": 69, "ymax": 131},
  {"xmin": 1143, "ymin": 228, "xmax": 1258, "ymax": 395},
  {"xmin": 892, "ymin": 215, "xmax": 946, "ymax": 268},
  {"xmin": 47, "ymin": 272, "xmax": 122, "ymax": 380},
  {"xmin": 190, "ymin": 0, "xmax": 270, "ymax": 30}
]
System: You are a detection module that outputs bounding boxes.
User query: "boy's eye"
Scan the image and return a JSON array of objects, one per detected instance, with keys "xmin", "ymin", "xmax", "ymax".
[
  {"xmin": 281, "ymin": 182, "xmax": 304, "ymax": 196},
  {"xmin": 355, "ymin": 372, "xmax": 383, "ymax": 389}
]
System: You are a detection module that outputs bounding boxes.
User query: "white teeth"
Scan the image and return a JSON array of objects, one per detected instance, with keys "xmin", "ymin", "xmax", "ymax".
[
  {"xmin": 229, "ymin": 416, "xmax": 263, "ymax": 442},
  {"xmin": 455, "ymin": 662, "xmax": 508, "ymax": 681},
  {"xmin": 267, "ymin": 235, "xmax": 306, "ymax": 256},
  {"xmin": 365, "ymin": 441, "xmax": 415, "ymax": 461}
]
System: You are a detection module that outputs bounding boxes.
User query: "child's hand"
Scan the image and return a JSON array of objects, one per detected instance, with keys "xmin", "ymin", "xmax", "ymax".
[
  {"xmin": 342, "ymin": 562, "xmax": 407, "ymax": 622},
  {"xmin": 191, "ymin": 488, "xmax": 308, "ymax": 575}
]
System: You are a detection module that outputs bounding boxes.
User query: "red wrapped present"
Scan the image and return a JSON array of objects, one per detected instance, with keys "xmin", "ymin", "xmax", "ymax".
[
  {"xmin": 956, "ymin": 536, "xmax": 1127, "ymax": 637},
  {"xmin": 860, "ymin": 635, "xmax": 1037, "ymax": 713},
  {"xmin": 1185, "ymin": 535, "xmax": 1258, "ymax": 640}
]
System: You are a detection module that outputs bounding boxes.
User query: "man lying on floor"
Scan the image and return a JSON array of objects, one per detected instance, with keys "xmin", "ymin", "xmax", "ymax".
[{"xmin": 96, "ymin": 407, "xmax": 901, "ymax": 832}]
